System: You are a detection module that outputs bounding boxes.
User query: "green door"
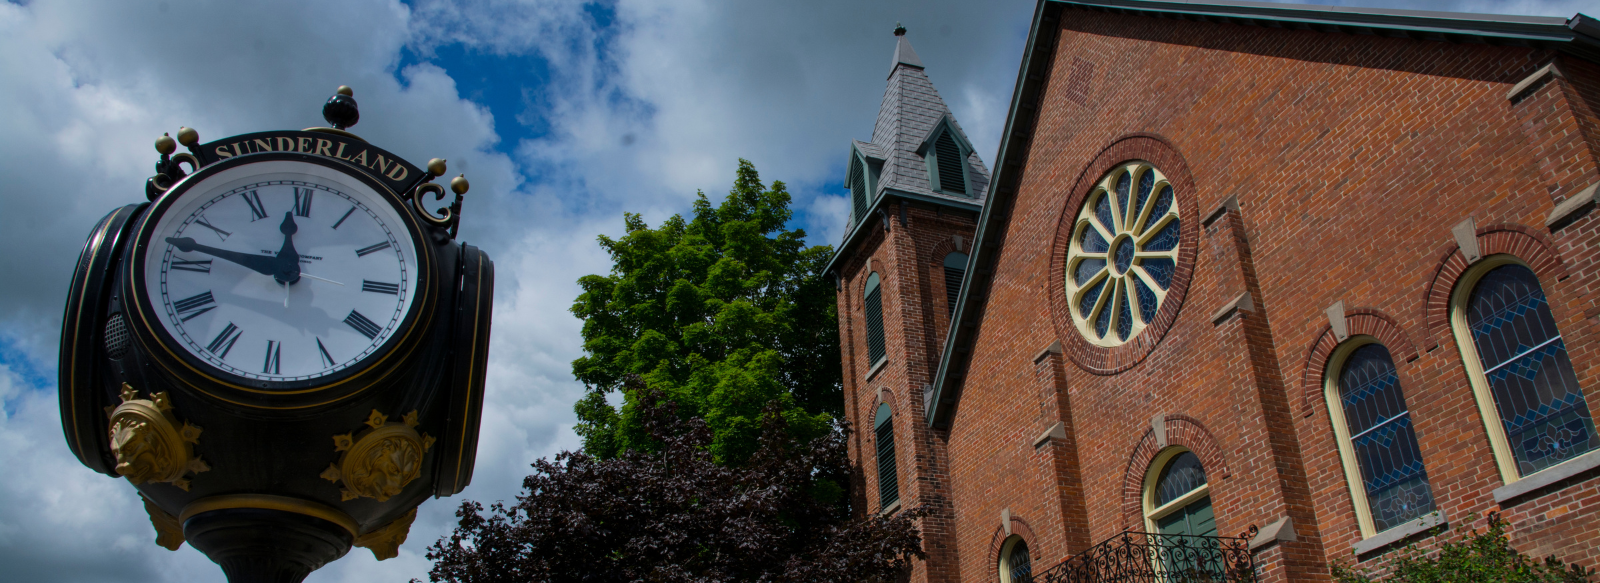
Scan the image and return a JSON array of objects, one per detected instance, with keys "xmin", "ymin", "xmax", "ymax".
[
  {"xmin": 1156, "ymin": 495, "xmax": 1216, "ymax": 537},
  {"xmin": 1156, "ymin": 496, "xmax": 1219, "ymax": 580}
]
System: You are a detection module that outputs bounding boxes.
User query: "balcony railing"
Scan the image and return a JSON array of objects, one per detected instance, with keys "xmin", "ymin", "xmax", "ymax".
[{"xmin": 1030, "ymin": 528, "xmax": 1257, "ymax": 583}]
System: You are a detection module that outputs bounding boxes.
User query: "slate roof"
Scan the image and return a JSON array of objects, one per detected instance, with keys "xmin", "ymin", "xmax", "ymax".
[
  {"xmin": 826, "ymin": 31, "xmax": 991, "ymax": 274},
  {"xmin": 867, "ymin": 36, "xmax": 991, "ymax": 207},
  {"xmin": 925, "ymin": 0, "xmax": 1600, "ymax": 427}
]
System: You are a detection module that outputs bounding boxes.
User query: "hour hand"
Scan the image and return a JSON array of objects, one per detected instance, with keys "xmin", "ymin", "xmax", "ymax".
[{"xmin": 165, "ymin": 237, "xmax": 279, "ymax": 277}]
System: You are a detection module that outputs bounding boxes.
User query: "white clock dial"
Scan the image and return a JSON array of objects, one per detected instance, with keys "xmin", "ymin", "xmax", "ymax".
[{"xmin": 141, "ymin": 160, "xmax": 419, "ymax": 383}]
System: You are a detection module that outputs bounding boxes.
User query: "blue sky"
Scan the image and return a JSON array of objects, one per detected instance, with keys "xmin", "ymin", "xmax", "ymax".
[{"xmin": 0, "ymin": 0, "xmax": 1590, "ymax": 581}]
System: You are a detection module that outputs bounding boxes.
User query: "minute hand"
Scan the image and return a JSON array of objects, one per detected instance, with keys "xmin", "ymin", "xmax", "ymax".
[{"xmin": 166, "ymin": 237, "xmax": 279, "ymax": 277}]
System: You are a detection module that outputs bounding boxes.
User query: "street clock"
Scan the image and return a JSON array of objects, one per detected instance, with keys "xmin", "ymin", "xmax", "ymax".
[{"xmin": 59, "ymin": 87, "xmax": 494, "ymax": 582}]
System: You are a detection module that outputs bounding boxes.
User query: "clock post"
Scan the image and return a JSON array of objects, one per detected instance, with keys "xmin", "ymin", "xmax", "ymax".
[{"xmin": 58, "ymin": 87, "xmax": 495, "ymax": 582}]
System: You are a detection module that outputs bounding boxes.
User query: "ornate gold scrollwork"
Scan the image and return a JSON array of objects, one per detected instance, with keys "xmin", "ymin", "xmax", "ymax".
[
  {"xmin": 319, "ymin": 410, "xmax": 435, "ymax": 502},
  {"xmin": 411, "ymin": 182, "xmax": 453, "ymax": 227},
  {"xmin": 107, "ymin": 383, "xmax": 209, "ymax": 491},
  {"xmin": 354, "ymin": 508, "xmax": 417, "ymax": 561},
  {"xmin": 142, "ymin": 495, "xmax": 185, "ymax": 551}
]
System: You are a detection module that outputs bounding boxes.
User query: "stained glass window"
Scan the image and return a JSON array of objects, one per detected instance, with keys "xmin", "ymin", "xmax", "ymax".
[
  {"xmin": 1464, "ymin": 264, "xmax": 1599, "ymax": 476},
  {"xmin": 865, "ymin": 273, "xmax": 886, "ymax": 365},
  {"xmin": 875, "ymin": 403, "xmax": 899, "ymax": 508},
  {"xmin": 1337, "ymin": 343, "xmax": 1436, "ymax": 532},
  {"xmin": 1155, "ymin": 451, "xmax": 1208, "ymax": 507},
  {"xmin": 1005, "ymin": 539, "xmax": 1033, "ymax": 583},
  {"xmin": 1066, "ymin": 163, "xmax": 1180, "ymax": 346}
]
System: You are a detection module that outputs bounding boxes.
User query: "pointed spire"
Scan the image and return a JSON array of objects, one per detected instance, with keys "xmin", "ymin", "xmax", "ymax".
[{"xmin": 890, "ymin": 24, "xmax": 923, "ymax": 77}]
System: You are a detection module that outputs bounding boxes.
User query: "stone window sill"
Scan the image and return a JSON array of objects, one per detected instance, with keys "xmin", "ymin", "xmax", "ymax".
[
  {"xmin": 1353, "ymin": 512, "xmax": 1447, "ymax": 557},
  {"xmin": 1493, "ymin": 449, "xmax": 1600, "ymax": 504},
  {"xmin": 865, "ymin": 357, "xmax": 888, "ymax": 382},
  {"xmin": 879, "ymin": 499, "xmax": 901, "ymax": 517}
]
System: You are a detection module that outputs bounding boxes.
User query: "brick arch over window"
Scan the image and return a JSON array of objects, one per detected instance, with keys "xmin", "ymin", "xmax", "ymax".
[
  {"xmin": 986, "ymin": 514, "xmax": 1040, "ymax": 580},
  {"xmin": 928, "ymin": 236, "xmax": 969, "ymax": 323},
  {"xmin": 1419, "ymin": 223, "xmax": 1567, "ymax": 349},
  {"xmin": 1297, "ymin": 308, "xmax": 1421, "ymax": 417},
  {"xmin": 1120, "ymin": 415, "xmax": 1229, "ymax": 528}
]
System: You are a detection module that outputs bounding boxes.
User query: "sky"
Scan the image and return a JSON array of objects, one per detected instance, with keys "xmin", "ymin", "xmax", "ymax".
[{"xmin": 0, "ymin": 0, "xmax": 1590, "ymax": 581}]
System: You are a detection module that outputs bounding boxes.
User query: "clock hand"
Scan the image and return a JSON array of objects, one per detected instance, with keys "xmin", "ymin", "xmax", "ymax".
[
  {"xmin": 299, "ymin": 273, "xmax": 345, "ymax": 286},
  {"xmin": 274, "ymin": 212, "xmax": 301, "ymax": 285},
  {"xmin": 165, "ymin": 237, "xmax": 279, "ymax": 277}
]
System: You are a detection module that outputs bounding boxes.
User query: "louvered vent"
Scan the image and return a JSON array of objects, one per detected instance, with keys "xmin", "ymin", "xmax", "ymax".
[
  {"xmin": 935, "ymin": 131, "xmax": 965, "ymax": 194},
  {"xmin": 944, "ymin": 252, "xmax": 967, "ymax": 319},
  {"xmin": 104, "ymin": 313, "xmax": 130, "ymax": 360},
  {"xmin": 876, "ymin": 419, "xmax": 899, "ymax": 507},
  {"xmin": 864, "ymin": 273, "xmax": 886, "ymax": 365},
  {"xmin": 849, "ymin": 158, "xmax": 869, "ymax": 225}
]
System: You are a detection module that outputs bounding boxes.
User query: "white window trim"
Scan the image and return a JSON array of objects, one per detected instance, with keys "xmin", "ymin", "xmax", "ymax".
[
  {"xmin": 997, "ymin": 534, "xmax": 1029, "ymax": 583},
  {"xmin": 1323, "ymin": 335, "xmax": 1387, "ymax": 538},
  {"xmin": 1142, "ymin": 446, "xmax": 1210, "ymax": 533},
  {"xmin": 1448, "ymin": 254, "xmax": 1592, "ymax": 486}
]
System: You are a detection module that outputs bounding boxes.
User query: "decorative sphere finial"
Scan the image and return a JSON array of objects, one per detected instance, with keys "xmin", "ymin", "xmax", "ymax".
[
  {"xmin": 176, "ymin": 127, "xmax": 199, "ymax": 147},
  {"xmin": 450, "ymin": 174, "xmax": 469, "ymax": 195},
  {"xmin": 155, "ymin": 133, "xmax": 176, "ymax": 155},
  {"xmin": 894, "ymin": 23, "xmax": 906, "ymax": 36},
  {"xmin": 427, "ymin": 158, "xmax": 447, "ymax": 177},
  {"xmin": 323, "ymin": 87, "xmax": 360, "ymax": 130}
]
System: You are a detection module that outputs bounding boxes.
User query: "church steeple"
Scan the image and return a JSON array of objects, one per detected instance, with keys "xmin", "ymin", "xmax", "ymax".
[{"xmin": 840, "ymin": 26, "xmax": 990, "ymax": 233}]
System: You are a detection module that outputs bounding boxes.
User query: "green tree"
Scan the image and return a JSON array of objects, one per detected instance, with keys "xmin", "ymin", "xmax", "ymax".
[
  {"xmin": 570, "ymin": 159, "xmax": 841, "ymax": 463},
  {"xmin": 1332, "ymin": 514, "xmax": 1592, "ymax": 582}
]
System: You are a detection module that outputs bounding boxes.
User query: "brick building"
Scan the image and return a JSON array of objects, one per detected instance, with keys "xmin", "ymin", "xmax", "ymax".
[{"xmin": 827, "ymin": 2, "xmax": 1600, "ymax": 581}]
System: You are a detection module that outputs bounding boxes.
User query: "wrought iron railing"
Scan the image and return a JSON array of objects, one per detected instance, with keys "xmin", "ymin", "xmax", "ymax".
[{"xmin": 1029, "ymin": 528, "xmax": 1257, "ymax": 583}]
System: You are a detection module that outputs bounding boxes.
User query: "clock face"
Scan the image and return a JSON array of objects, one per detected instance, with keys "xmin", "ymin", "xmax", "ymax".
[{"xmin": 139, "ymin": 159, "xmax": 420, "ymax": 385}]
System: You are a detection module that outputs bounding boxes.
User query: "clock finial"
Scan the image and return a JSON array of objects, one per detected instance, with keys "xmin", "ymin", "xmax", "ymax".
[{"xmin": 323, "ymin": 86, "xmax": 360, "ymax": 130}]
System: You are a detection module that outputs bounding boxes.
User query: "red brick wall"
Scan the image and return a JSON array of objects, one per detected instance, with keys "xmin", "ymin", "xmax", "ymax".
[
  {"xmin": 838, "ymin": 202, "xmax": 978, "ymax": 583},
  {"xmin": 914, "ymin": 7, "xmax": 1600, "ymax": 582}
]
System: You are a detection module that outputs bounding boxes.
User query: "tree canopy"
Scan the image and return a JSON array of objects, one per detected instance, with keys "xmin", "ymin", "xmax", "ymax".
[
  {"xmin": 421, "ymin": 388, "xmax": 925, "ymax": 583},
  {"xmin": 570, "ymin": 159, "xmax": 841, "ymax": 463}
]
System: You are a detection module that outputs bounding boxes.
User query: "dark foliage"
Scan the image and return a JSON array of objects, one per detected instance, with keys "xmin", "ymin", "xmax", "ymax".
[{"xmin": 421, "ymin": 387, "xmax": 925, "ymax": 583}]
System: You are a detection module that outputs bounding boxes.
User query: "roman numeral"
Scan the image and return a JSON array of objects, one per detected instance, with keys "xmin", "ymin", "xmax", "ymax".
[
  {"xmin": 343, "ymin": 310, "xmax": 383, "ymax": 340},
  {"xmin": 263, "ymin": 340, "xmax": 281, "ymax": 374},
  {"xmin": 317, "ymin": 337, "xmax": 336, "ymax": 368},
  {"xmin": 206, "ymin": 322, "xmax": 242, "ymax": 358},
  {"xmin": 173, "ymin": 291, "xmax": 217, "ymax": 322},
  {"xmin": 361, "ymin": 280, "xmax": 399, "ymax": 295},
  {"xmin": 293, "ymin": 187, "xmax": 314, "ymax": 217},
  {"xmin": 332, "ymin": 207, "xmax": 356, "ymax": 230},
  {"xmin": 171, "ymin": 258, "xmax": 213, "ymax": 273},
  {"xmin": 193, "ymin": 216, "xmax": 231, "ymax": 240},
  {"xmin": 355, "ymin": 241, "xmax": 391, "ymax": 257},
  {"xmin": 241, "ymin": 190, "xmax": 268, "ymax": 221}
]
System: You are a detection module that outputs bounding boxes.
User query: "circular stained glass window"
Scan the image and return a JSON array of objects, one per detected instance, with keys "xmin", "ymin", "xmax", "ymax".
[{"xmin": 1066, "ymin": 162, "xmax": 1180, "ymax": 346}]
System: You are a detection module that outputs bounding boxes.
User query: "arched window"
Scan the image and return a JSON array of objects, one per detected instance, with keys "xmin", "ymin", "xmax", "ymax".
[
  {"xmin": 875, "ymin": 403, "xmax": 899, "ymax": 509},
  {"xmin": 1325, "ymin": 340, "xmax": 1436, "ymax": 535},
  {"xmin": 848, "ymin": 155, "xmax": 869, "ymax": 227},
  {"xmin": 998, "ymin": 536, "xmax": 1032, "ymax": 583},
  {"xmin": 1453, "ymin": 258, "xmax": 1599, "ymax": 481},
  {"xmin": 864, "ymin": 272, "xmax": 886, "ymax": 365},
  {"xmin": 943, "ymin": 252, "xmax": 967, "ymax": 319},
  {"xmin": 1143, "ymin": 449, "xmax": 1215, "ymax": 537}
]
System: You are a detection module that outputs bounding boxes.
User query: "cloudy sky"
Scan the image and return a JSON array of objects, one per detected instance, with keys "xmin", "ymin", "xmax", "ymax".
[{"xmin": 0, "ymin": 0, "xmax": 1590, "ymax": 580}]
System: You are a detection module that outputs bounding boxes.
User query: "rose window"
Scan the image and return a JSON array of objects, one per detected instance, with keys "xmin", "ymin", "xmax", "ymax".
[{"xmin": 1066, "ymin": 162, "xmax": 1180, "ymax": 346}]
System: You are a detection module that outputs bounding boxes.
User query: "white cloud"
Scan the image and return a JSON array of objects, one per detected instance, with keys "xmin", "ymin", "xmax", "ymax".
[{"xmin": 0, "ymin": 0, "xmax": 1591, "ymax": 580}]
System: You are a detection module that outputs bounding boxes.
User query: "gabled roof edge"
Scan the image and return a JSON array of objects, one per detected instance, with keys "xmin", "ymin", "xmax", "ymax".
[
  {"xmin": 1061, "ymin": 0, "xmax": 1600, "ymax": 63},
  {"xmin": 822, "ymin": 187, "xmax": 983, "ymax": 278},
  {"xmin": 927, "ymin": 0, "xmax": 1061, "ymax": 427}
]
